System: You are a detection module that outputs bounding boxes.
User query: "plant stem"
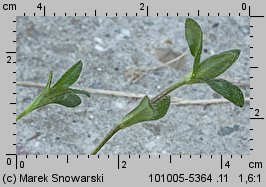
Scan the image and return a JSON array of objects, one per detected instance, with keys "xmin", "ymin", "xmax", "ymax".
[
  {"xmin": 151, "ymin": 77, "xmax": 188, "ymax": 104},
  {"xmin": 91, "ymin": 74, "xmax": 193, "ymax": 154},
  {"xmin": 16, "ymin": 103, "xmax": 35, "ymax": 122},
  {"xmin": 90, "ymin": 124, "xmax": 121, "ymax": 155}
]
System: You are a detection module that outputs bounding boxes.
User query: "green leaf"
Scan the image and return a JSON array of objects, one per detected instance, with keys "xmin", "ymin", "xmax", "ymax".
[
  {"xmin": 194, "ymin": 49, "xmax": 240, "ymax": 79},
  {"xmin": 204, "ymin": 79, "xmax": 244, "ymax": 107},
  {"xmin": 70, "ymin": 88, "xmax": 91, "ymax": 98},
  {"xmin": 37, "ymin": 60, "xmax": 90, "ymax": 108},
  {"xmin": 43, "ymin": 88, "xmax": 90, "ymax": 108},
  {"xmin": 45, "ymin": 71, "xmax": 53, "ymax": 91},
  {"xmin": 185, "ymin": 18, "xmax": 203, "ymax": 74},
  {"xmin": 16, "ymin": 61, "xmax": 90, "ymax": 121},
  {"xmin": 118, "ymin": 95, "xmax": 171, "ymax": 129},
  {"xmin": 52, "ymin": 60, "xmax": 83, "ymax": 89},
  {"xmin": 52, "ymin": 93, "xmax": 82, "ymax": 107}
]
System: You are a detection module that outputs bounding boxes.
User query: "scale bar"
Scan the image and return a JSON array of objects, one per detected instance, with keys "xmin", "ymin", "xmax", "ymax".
[
  {"xmin": 220, "ymin": 155, "xmax": 223, "ymax": 169},
  {"xmin": 250, "ymin": 16, "xmax": 264, "ymax": 17},
  {"xmin": 250, "ymin": 117, "xmax": 264, "ymax": 120},
  {"xmin": 118, "ymin": 155, "xmax": 120, "ymax": 169}
]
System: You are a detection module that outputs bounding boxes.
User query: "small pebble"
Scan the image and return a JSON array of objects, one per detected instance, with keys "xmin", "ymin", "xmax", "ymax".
[
  {"xmin": 212, "ymin": 23, "xmax": 219, "ymax": 28},
  {"xmin": 94, "ymin": 37, "xmax": 104, "ymax": 44},
  {"xmin": 95, "ymin": 44, "xmax": 105, "ymax": 52},
  {"xmin": 116, "ymin": 28, "xmax": 131, "ymax": 39},
  {"xmin": 34, "ymin": 142, "xmax": 40, "ymax": 148}
]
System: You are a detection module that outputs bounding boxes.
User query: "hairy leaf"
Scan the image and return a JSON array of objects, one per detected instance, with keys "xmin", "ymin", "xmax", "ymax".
[
  {"xmin": 118, "ymin": 95, "xmax": 171, "ymax": 129},
  {"xmin": 194, "ymin": 49, "xmax": 240, "ymax": 79},
  {"xmin": 204, "ymin": 79, "xmax": 244, "ymax": 107},
  {"xmin": 185, "ymin": 18, "xmax": 203, "ymax": 73},
  {"xmin": 52, "ymin": 60, "xmax": 83, "ymax": 89},
  {"xmin": 52, "ymin": 93, "xmax": 82, "ymax": 107},
  {"xmin": 30, "ymin": 61, "xmax": 89, "ymax": 110},
  {"xmin": 16, "ymin": 61, "xmax": 90, "ymax": 121}
]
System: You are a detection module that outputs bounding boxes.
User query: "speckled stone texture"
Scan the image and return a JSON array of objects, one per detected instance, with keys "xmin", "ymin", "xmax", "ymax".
[{"xmin": 16, "ymin": 17, "xmax": 250, "ymax": 155}]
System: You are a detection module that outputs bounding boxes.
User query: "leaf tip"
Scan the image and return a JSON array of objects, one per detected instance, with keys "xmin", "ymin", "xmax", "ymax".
[
  {"xmin": 185, "ymin": 17, "xmax": 197, "ymax": 25},
  {"xmin": 45, "ymin": 70, "xmax": 53, "ymax": 89},
  {"xmin": 237, "ymin": 92, "xmax": 245, "ymax": 107},
  {"xmin": 76, "ymin": 59, "xmax": 83, "ymax": 66},
  {"xmin": 71, "ymin": 89, "xmax": 90, "ymax": 98},
  {"xmin": 230, "ymin": 49, "xmax": 241, "ymax": 61}
]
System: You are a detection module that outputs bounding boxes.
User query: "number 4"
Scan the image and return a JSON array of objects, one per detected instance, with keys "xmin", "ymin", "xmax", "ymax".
[
  {"xmin": 225, "ymin": 161, "xmax": 230, "ymax": 168},
  {"xmin": 37, "ymin": 3, "xmax": 42, "ymax": 10}
]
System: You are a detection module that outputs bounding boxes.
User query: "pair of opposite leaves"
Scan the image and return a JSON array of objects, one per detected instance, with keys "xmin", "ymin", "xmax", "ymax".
[
  {"xmin": 27, "ymin": 18, "xmax": 244, "ymax": 130},
  {"xmin": 24, "ymin": 61, "xmax": 90, "ymax": 113}
]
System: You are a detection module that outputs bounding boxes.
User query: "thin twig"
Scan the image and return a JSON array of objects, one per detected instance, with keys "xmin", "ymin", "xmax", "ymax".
[
  {"xmin": 130, "ymin": 50, "xmax": 189, "ymax": 83},
  {"xmin": 16, "ymin": 81, "xmax": 250, "ymax": 106},
  {"xmin": 149, "ymin": 50, "xmax": 189, "ymax": 70},
  {"xmin": 26, "ymin": 132, "xmax": 41, "ymax": 142},
  {"xmin": 172, "ymin": 98, "xmax": 250, "ymax": 105}
]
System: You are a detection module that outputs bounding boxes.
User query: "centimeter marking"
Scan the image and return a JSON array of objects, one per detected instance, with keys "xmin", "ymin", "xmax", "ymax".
[
  {"xmin": 6, "ymin": 3, "xmax": 264, "ymax": 172},
  {"xmin": 16, "ymin": 4, "xmax": 265, "ymax": 17},
  {"xmin": 6, "ymin": 153, "xmax": 245, "ymax": 170}
]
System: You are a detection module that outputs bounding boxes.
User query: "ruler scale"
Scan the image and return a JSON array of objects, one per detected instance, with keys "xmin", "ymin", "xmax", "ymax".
[{"xmin": 0, "ymin": 0, "xmax": 265, "ymax": 186}]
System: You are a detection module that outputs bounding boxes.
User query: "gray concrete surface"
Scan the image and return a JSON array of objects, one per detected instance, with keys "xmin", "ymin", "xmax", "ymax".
[{"xmin": 16, "ymin": 17, "xmax": 250, "ymax": 155}]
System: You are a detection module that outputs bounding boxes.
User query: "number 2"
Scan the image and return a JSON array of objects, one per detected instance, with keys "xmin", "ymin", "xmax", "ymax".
[
  {"xmin": 140, "ymin": 3, "xmax": 145, "ymax": 10},
  {"xmin": 7, "ymin": 56, "xmax": 11, "ymax": 63}
]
